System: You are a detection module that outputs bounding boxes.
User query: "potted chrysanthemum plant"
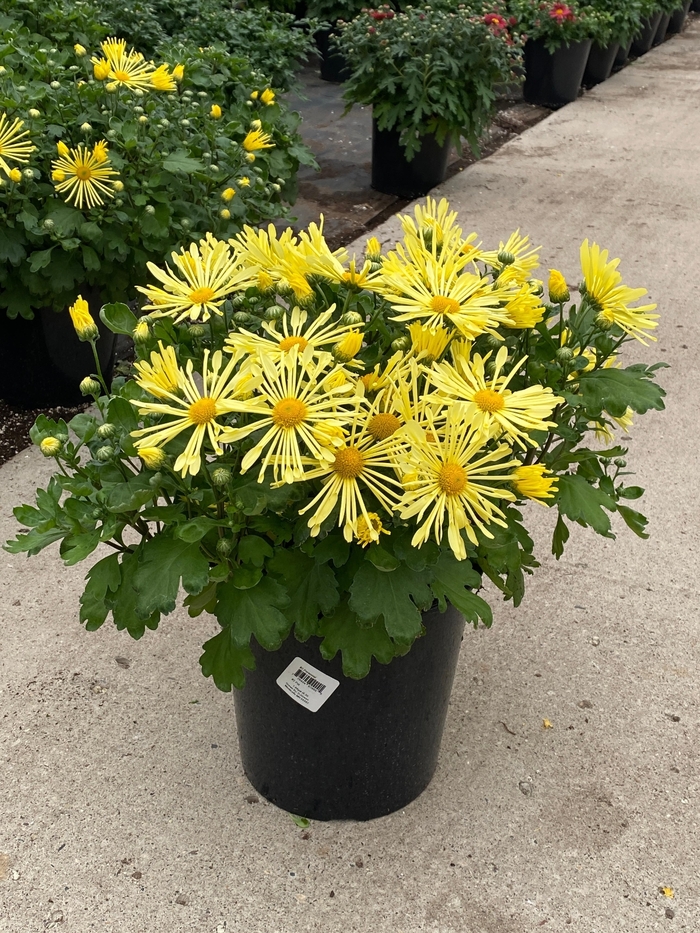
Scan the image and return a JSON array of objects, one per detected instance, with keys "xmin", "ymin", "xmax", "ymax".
[
  {"xmin": 6, "ymin": 197, "xmax": 665, "ymax": 821},
  {"xmin": 0, "ymin": 27, "xmax": 313, "ymax": 407}
]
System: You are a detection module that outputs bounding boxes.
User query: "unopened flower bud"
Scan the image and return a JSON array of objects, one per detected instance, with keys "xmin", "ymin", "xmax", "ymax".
[
  {"xmin": 548, "ymin": 269, "xmax": 570, "ymax": 304},
  {"xmin": 341, "ymin": 311, "xmax": 364, "ymax": 326},
  {"xmin": 391, "ymin": 336, "xmax": 410, "ymax": 352},
  {"xmin": 132, "ymin": 319, "xmax": 150, "ymax": 342},
  {"xmin": 212, "ymin": 467, "xmax": 232, "ymax": 487},
  {"xmin": 189, "ymin": 323, "xmax": 207, "ymax": 337},
  {"xmin": 28, "ymin": 108, "xmax": 40, "ymax": 118},
  {"xmin": 333, "ymin": 331, "xmax": 363, "ymax": 362},
  {"xmin": 50, "ymin": 81, "xmax": 60, "ymax": 89},
  {"xmin": 97, "ymin": 422, "xmax": 117, "ymax": 439},
  {"xmin": 216, "ymin": 537, "xmax": 233, "ymax": 558},
  {"xmin": 556, "ymin": 346, "xmax": 574, "ymax": 363},
  {"xmin": 80, "ymin": 122, "xmax": 92, "ymax": 132},
  {"xmin": 80, "ymin": 376, "xmax": 101, "ymax": 396},
  {"xmin": 40, "ymin": 436, "xmax": 62, "ymax": 456},
  {"xmin": 138, "ymin": 447, "xmax": 166, "ymax": 469},
  {"xmin": 144, "ymin": 205, "xmax": 155, "ymax": 214},
  {"xmin": 263, "ymin": 305, "xmax": 284, "ymax": 321},
  {"xmin": 497, "ymin": 249, "xmax": 515, "ymax": 266},
  {"xmin": 233, "ymin": 311, "xmax": 250, "ymax": 324},
  {"xmin": 96, "ymin": 445, "xmax": 115, "ymax": 461}
]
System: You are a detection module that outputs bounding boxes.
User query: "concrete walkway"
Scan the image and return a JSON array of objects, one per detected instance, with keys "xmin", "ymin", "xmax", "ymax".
[{"xmin": 2, "ymin": 21, "xmax": 699, "ymax": 933}]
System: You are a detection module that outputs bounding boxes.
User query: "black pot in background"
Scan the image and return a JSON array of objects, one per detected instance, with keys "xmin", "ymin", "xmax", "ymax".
[
  {"xmin": 631, "ymin": 11, "xmax": 663, "ymax": 55},
  {"xmin": 315, "ymin": 28, "xmax": 350, "ymax": 83},
  {"xmin": 652, "ymin": 11, "xmax": 672, "ymax": 44},
  {"xmin": 691, "ymin": 0, "xmax": 700, "ymax": 12},
  {"xmin": 583, "ymin": 41, "xmax": 620, "ymax": 87},
  {"xmin": 614, "ymin": 38, "xmax": 634, "ymax": 68},
  {"xmin": 668, "ymin": 1, "xmax": 692, "ymax": 33},
  {"xmin": 523, "ymin": 38, "xmax": 592, "ymax": 108},
  {"xmin": 0, "ymin": 287, "xmax": 116, "ymax": 409},
  {"xmin": 234, "ymin": 604, "xmax": 466, "ymax": 821},
  {"xmin": 371, "ymin": 119, "xmax": 451, "ymax": 199}
]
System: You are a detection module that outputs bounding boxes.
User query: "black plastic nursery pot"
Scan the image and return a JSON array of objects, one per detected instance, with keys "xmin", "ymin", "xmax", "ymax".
[
  {"xmin": 652, "ymin": 11, "xmax": 672, "ymax": 44},
  {"xmin": 691, "ymin": 0, "xmax": 700, "ymax": 13},
  {"xmin": 631, "ymin": 12, "xmax": 663, "ymax": 55},
  {"xmin": 583, "ymin": 41, "xmax": 620, "ymax": 87},
  {"xmin": 0, "ymin": 288, "xmax": 116, "ymax": 409},
  {"xmin": 523, "ymin": 38, "xmax": 592, "ymax": 108},
  {"xmin": 315, "ymin": 28, "xmax": 351, "ymax": 83},
  {"xmin": 614, "ymin": 38, "xmax": 634, "ymax": 68},
  {"xmin": 668, "ymin": 2, "xmax": 692, "ymax": 33},
  {"xmin": 371, "ymin": 120, "xmax": 451, "ymax": 199},
  {"xmin": 233, "ymin": 604, "xmax": 465, "ymax": 821}
]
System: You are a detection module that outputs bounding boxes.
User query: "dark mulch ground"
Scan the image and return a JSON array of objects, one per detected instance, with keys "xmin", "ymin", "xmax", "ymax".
[{"xmin": 0, "ymin": 400, "xmax": 88, "ymax": 467}]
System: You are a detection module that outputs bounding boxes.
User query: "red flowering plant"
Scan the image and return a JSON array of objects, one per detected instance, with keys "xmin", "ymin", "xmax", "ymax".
[
  {"xmin": 508, "ymin": 0, "xmax": 612, "ymax": 51},
  {"xmin": 335, "ymin": 4, "xmax": 522, "ymax": 160}
]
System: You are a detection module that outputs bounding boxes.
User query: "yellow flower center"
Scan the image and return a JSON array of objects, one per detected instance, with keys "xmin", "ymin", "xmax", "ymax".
[
  {"xmin": 189, "ymin": 286, "xmax": 215, "ymax": 305},
  {"xmin": 437, "ymin": 462, "xmax": 467, "ymax": 496},
  {"xmin": 367, "ymin": 412, "xmax": 401, "ymax": 441},
  {"xmin": 332, "ymin": 446, "xmax": 364, "ymax": 479},
  {"xmin": 272, "ymin": 397, "xmax": 308, "ymax": 429},
  {"xmin": 113, "ymin": 69, "xmax": 131, "ymax": 82},
  {"xmin": 189, "ymin": 397, "xmax": 217, "ymax": 425},
  {"xmin": 429, "ymin": 295, "xmax": 461, "ymax": 316},
  {"xmin": 75, "ymin": 165, "xmax": 92, "ymax": 181},
  {"xmin": 473, "ymin": 389, "xmax": 505, "ymax": 413},
  {"xmin": 278, "ymin": 335, "xmax": 308, "ymax": 352}
]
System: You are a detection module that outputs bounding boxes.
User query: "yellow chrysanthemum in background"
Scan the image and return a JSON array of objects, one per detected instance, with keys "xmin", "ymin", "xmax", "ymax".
[
  {"xmin": 0, "ymin": 113, "xmax": 35, "ymax": 177},
  {"xmin": 407, "ymin": 322, "xmax": 451, "ymax": 365},
  {"xmin": 512, "ymin": 464, "xmax": 557, "ymax": 503},
  {"xmin": 400, "ymin": 196, "xmax": 467, "ymax": 255},
  {"xmin": 580, "ymin": 240, "xmax": 658, "ymax": 344},
  {"xmin": 397, "ymin": 415, "xmax": 518, "ymax": 560},
  {"xmin": 430, "ymin": 345, "xmax": 563, "ymax": 448},
  {"xmin": 137, "ymin": 235, "xmax": 255, "ymax": 323},
  {"xmin": 133, "ymin": 342, "xmax": 181, "ymax": 399},
  {"xmin": 131, "ymin": 349, "xmax": 256, "ymax": 476},
  {"xmin": 91, "ymin": 38, "xmax": 172, "ymax": 92},
  {"xmin": 298, "ymin": 403, "xmax": 406, "ymax": 542},
  {"xmin": 219, "ymin": 348, "xmax": 354, "ymax": 485},
  {"xmin": 242, "ymin": 128, "xmax": 274, "ymax": 153},
  {"xmin": 51, "ymin": 141, "xmax": 120, "ymax": 209},
  {"xmin": 503, "ymin": 282, "xmax": 546, "ymax": 329},
  {"xmin": 592, "ymin": 407, "xmax": 634, "ymax": 443},
  {"xmin": 298, "ymin": 219, "xmax": 374, "ymax": 289}
]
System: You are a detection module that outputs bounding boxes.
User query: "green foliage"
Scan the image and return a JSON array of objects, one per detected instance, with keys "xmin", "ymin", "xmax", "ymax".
[
  {"xmin": 508, "ymin": 0, "xmax": 614, "ymax": 51},
  {"xmin": 0, "ymin": 21, "xmax": 314, "ymax": 317},
  {"xmin": 336, "ymin": 6, "xmax": 522, "ymax": 159}
]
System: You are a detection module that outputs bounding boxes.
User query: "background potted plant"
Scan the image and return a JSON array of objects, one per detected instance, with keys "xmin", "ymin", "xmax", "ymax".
[
  {"xmin": 510, "ymin": 0, "xmax": 611, "ymax": 106},
  {"xmin": 630, "ymin": 0, "xmax": 665, "ymax": 54},
  {"xmin": 580, "ymin": 0, "xmax": 644, "ymax": 84},
  {"xmin": 7, "ymin": 197, "xmax": 666, "ymax": 820},
  {"xmin": 667, "ymin": 1, "xmax": 692, "ymax": 34},
  {"xmin": 0, "ymin": 23, "xmax": 314, "ymax": 407},
  {"xmin": 335, "ymin": 5, "xmax": 522, "ymax": 198},
  {"xmin": 306, "ymin": 0, "xmax": 368, "ymax": 82}
]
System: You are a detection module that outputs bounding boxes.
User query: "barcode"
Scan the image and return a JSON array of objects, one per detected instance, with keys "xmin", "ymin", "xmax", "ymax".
[{"xmin": 293, "ymin": 667, "xmax": 326, "ymax": 694}]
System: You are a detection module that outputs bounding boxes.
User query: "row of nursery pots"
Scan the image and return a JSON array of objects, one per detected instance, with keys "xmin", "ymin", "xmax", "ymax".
[{"xmin": 317, "ymin": 3, "xmax": 695, "ymax": 201}]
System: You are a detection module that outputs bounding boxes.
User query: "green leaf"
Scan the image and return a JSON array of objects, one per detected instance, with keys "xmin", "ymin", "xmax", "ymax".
[
  {"xmin": 313, "ymin": 534, "xmax": 350, "ymax": 567},
  {"xmin": 366, "ymin": 544, "xmax": 400, "ymax": 572},
  {"xmin": 134, "ymin": 534, "xmax": 210, "ymax": 617},
  {"xmin": 429, "ymin": 551, "xmax": 491, "ymax": 627},
  {"xmin": 174, "ymin": 516, "xmax": 219, "ymax": 543},
  {"xmin": 60, "ymin": 528, "xmax": 101, "ymax": 566},
  {"xmin": 162, "ymin": 151, "xmax": 205, "ymax": 174},
  {"xmin": 318, "ymin": 603, "xmax": 397, "ymax": 679},
  {"xmin": 69, "ymin": 412, "xmax": 98, "ymax": 442},
  {"xmin": 107, "ymin": 396, "xmax": 139, "ymax": 434},
  {"xmin": 29, "ymin": 247, "xmax": 55, "ymax": 272},
  {"xmin": 268, "ymin": 548, "xmax": 339, "ymax": 641},
  {"xmin": 237, "ymin": 535, "xmax": 273, "ymax": 567},
  {"xmin": 110, "ymin": 549, "xmax": 161, "ymax": 638},
  {"xmin": 105, "ymin": 473, "xmax": 156, "ymax": 513},
  {"xmin": 551, "ymin": 513, "xmax": 570, "ymax": 559},
  {"xmin": 80, "ymin": 553, "xmax": 121, "ymax": 631},
  {"xmin": 100, "ymin": 302, "xmax": 138, "ymax": 336},
  {"xmin": 199, "ymin": 628, "xmax": 256, "ymax": 692},
  {"xmin": 618, "ymin": 485, "xmax": 644, "ymax": 500},
  {"xmin": 576, "ymin": 366, "xmax": 666, "ymax": 417},
  {"xmin": 230, "ymin": 565, "xmax": 263, "ymax": 589},
  {"xmin": 290, "ymin": 814, "xmax": 310, "ymax": 828},
  {"xmin": 215, "ymin": 576, "xmax": 291, "ymax": 650},
  {"xmin": 618, "ymin": 505, "xmax": 649, "ymax": 539},
  {"xmin": 556, "ymin": 473, "xmax": 617, "ymax": 537},
  {"xmin": 184, "ymin": 580, "xmax": 218, "ymax": 617},
  {"xmin": 81, "ymin": 245, "xmax": 101, "ymax": 271},
  {"xmin": 0, "ymin": 227, "xmax": 26, "ymax": 264},
  {"xmin": 349, "ymin": 561, "xmax": 433, "ymax": 645}
]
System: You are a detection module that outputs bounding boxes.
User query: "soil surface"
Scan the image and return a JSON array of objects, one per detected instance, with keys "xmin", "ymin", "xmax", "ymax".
[{"xmin": 0, "ymin": 67, "xmax": 551, "ymax": 463}]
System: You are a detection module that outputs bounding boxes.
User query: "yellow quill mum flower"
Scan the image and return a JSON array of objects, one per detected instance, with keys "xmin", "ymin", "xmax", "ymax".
[
  {"xmin": 482, "ymin": 230, "xmax": 540, "ymax": 283},
  {"xmin": 407, "ymin": 322, "xmax": 451, "ymax": 365},
  {"xmin": 298, "ymin": 403, "xmax": 406, "ymax": 543},
  {"xmin": 133, "ymin": 342, "xmax": 181, "ymax": 399},
  {"xmin": 93, "ymin": 59, "xmax": 111, "ymax": 81},
  {"xmin": 8, "ymin": 168, "xmax": 21, "ymax": 183},
  {"xmin": 51, "ymin": 141, "xmax": 120, "ymax": 209},
  {"xmin": 365, "ymin": 236, "xmax": 382, "ymax": 262},
  {"xmin": 131, "ymin": 349, "xmax": 255, "ymax": 477},
  {"xmin": 172, "ymin": 63, "xmax": 185, "ymax": 82},
  {"xmin": 260, "ymin": 88, "xmax": 276, "ymax": 105},
  {"xmin": 503, "ymin": 282, "xmax": 546, "ymax": 329},
  {"xmin": 400, "ymin": 196, "xmax": 466, "ymax": 255},
  {"xmin": 355, "ymin": 512, "xmax": 389, "ymax": 547},
  {"xmin": 151, "ymin": 65, "xmax": 176, "ymax": 92},
  {"xmin": 137, "ymin": 235, "xmax": 255, "ymax": 324},
  {"xmin": 397, "ymin": 414, "xmax": 517, "ymax": 560},
  {"xmin": 242, "ymin": 127, "xmax": 274, "ymax": 152},
  {"xmin": 92, "ymin": 38, "xmax": 171, "ymax": 92},
  {"xmin": 333, "ymin": 331, "xmax": 363, "ymax": 363},
  {"xmin": 580, "ymin": 240, "xmax": 658, "ymax": 344},
  {"xmin": 210, "ymin": 104, "xmax": 222, "ymax": 119},
  {"xmin": 138, "ymin": 447, "xmax": 167, "ymax": 469},
  {"xmin": 74, "ymin": 43, "xmax": 87, "ymax": 57},
  {"xmin": 512, "ymin": 464, "xmax": 557, "ymax": 503},
  {"xmin": 430, "ymin": 345, "xmax": 563, "ymax": 448},
  {"xmin": 221, "ymin": 187, "xmax": 235, "ymax": 202},
  {"xmin": 0, "ymin": 112, "xmax": 36, "ymax": 177},
  {"xmin": 218, "ymin": 348, "xmax": 354, "ymax": 485},
  {"xmin": 68, "ymin": 295, "xmax": 99, "ymax": 341}
]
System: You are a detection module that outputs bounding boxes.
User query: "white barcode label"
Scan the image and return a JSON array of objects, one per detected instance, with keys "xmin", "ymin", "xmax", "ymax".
[{"xmin": 276, "ymin": 657, "xmax": 339, "ymax": 712}]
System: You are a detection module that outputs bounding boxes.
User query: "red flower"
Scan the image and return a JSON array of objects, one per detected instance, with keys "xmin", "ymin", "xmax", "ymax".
[
  {"xmin": 549, "ymin": 2, "xmax": 575, "ymax": 23},
  {"xmin": 484, "ymin": 11, "xmax": 509, "ymax": 35}
]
